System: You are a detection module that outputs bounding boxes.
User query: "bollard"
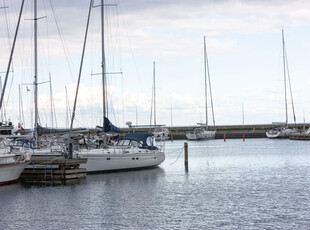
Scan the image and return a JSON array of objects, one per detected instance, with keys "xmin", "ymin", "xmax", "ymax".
[
  {"xmin": 184, "ymin": 142, "xmax": 188, "ymax": 171},
  {"xmin": 243, "ymin": 134, "xmax": 245, "ymax": 141}
]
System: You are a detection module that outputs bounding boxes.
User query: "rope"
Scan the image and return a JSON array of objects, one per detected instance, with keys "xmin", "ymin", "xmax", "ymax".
[
  {"xmin": 165, "ymin": 147, "xmax": 184, "ymax": 155},
  {"xmin": 169, "ymin": 147, "xmax": 184, "ymax": 165}
]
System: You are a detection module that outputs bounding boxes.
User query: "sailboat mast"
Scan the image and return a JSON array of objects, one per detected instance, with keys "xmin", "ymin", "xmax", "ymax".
[
  {"xmin": 203, "ymin": 36, "xmax": 208, "ymax": 130},
  {"xmin": 34, "ymin": 0, "xmax": 39, "ymax": 145},
  {"xmin": 101, "ymin": 0, "xmax": 106, "ymax": 119},
  {"xmin": 101, "ymin": 0, "xmax": 108, "ymax": 147},
  {"xmin": 0, "ymin": 0, "xmax": 25, "ymax": 114},
  {"xmin": 153, "ymin": 61, "xmax": 156, "ymax": 127},
  {"xmin": 282, "ymin": 30, "xmax": 288, "ymax": 126}
]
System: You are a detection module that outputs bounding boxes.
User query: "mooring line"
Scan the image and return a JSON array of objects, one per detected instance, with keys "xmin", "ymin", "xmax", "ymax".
[
  {"xmin": 169, "ymin": 147, "xmax": 184, "ymax": 165},
  {"xmin": 165, "ymin": 147, "xmax": 184, "ymax": 155}
]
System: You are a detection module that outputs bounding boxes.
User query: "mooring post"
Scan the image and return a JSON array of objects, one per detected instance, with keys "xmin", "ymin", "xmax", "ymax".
[
  {"xmin": 68, "ymin": 143, "xmax": 73, "ymax": 159},
  {"xmin": 184, "ymin": 142, "xmax": 188, "ymax": 171}
]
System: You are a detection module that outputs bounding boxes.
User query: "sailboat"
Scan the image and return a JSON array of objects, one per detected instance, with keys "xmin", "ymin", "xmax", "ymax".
[
  {"xmin": 150, "ymin": 62, "xmax": 170, "ymax": 141},
  {"xmin": 266, "ymin": 30, "xmax": 295, "ymax": 139},
  {"xmin": 0, "ymin": 1, "xmax": 30, "ymax": 185},
  {"xmin": 186, "ymin": 36, "xmax": 216, "ymax": 140},
  {"xmin": 0, "ymin": 153, "xmax": 29, "ymax": 185},
  {"xmin": 73, "ymin": 0, "xmax": 165, "ymax": 173}
]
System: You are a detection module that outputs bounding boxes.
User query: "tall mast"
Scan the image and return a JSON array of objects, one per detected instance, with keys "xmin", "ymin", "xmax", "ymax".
[
  {"xmin": 101, "ymin": 0, "xmax": 106, "ymax": 120},
  {"xmin": 34, "ymin": 0, "xmax": 39, "ymax": 146},
  {"xmin": 205, "ymin": 36, "xmax": 216, "ymax": 130},
  {"xmin": 101, "ymin": 0, "xmax": 108, "ymax": 147},
  {"xmin": 153, "ymin": 61, "xmax": 156, "ymax": 127},
  {"xmin": 282, "ymin": 30, "xmax": 288, "ymax": 126},
  {"xmin": 0, "ymin": 0, "xmax": 25, "ymax": 117},
  {"xmin": 203, "ymin": 36, "xmax": 208, "ymax": 130}
]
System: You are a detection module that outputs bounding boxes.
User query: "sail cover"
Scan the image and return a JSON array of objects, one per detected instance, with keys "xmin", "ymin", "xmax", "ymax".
[{"xmin": 102, "ymin": 117, "xmax": 121, "ymax": 133}]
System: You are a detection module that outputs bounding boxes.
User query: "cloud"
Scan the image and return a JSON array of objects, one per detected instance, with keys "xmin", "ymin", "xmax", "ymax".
[{"xmin": 2, "ymin": 0, "xmax": 310, "ymax": 128}]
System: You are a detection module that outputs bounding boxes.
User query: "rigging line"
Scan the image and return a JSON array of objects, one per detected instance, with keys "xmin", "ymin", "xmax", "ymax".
[
  {"xmin": 203, "ymin": 36, "xmax": 208, "ymax": 129},
  {"xmin": 149, "ymin": 65, "xmax": 154, "ymax": 129},
  {"xmin": 48, "ymin": 0, "xmax": 75, "ymax": 80},
  {"xmin": 0, "ymin": 77, "xmax": 4, "ymax": 120},
  {"xmin": 121, "ymin": 73, "xmax": 124, "ymax": 127},
  {"xmin": 282, "ymin": 30, "xmax": 288, "ymax": 126},
  {"xmin": 37, "ymin": 31, "xmax": 50, "ymax": 80},
  {"xmin": 49, "ymin": 74, "xmax": 53, "ymax": 128},
  {"xmin": 284, "ymin": 45, "xmax": 296, "ymax": 126},
  {"xmin": 42, "ymin": 0, "xmax": 51, "ymax": 73},
  {"xmin": 77, "ymin": 103, "xmax": 90, "ymax": 128},
  {"xmin": 21, "ymin": 86, "xmax": 25, "ymax": 125},
  {"xmin": 0, "ymin": 0, "xmax": 25, "ymax": 114},
  {"xmin": 3, "ymin": 0, "xmax": 13, "ymax": 70},
  {"xmin": 117, "ymin": 1, "xmax": 144, "ymax": 93},
  {"xmin": 52, "ymin": 96, "xmax": 57, "ymax": 128},
  {"xmin": 114, "ymin": 4, "xmax": 124, "ymax": 126},
  {"xmin": 65, "ymin": 86, "xmax": 71, "ymax": 128},
  {"xmin": 204, "ymin": 36, "xmax": 216, "ymax": 130}
]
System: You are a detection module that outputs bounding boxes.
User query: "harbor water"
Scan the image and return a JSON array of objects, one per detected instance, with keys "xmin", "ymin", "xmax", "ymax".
[{"xmin": 1, "ymin": 138, "xmax": 310, "ymax": 229}]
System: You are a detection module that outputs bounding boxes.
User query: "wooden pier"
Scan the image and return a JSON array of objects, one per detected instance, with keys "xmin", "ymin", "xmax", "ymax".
[
  {"xmin": 20, "ymin": 156, "xmax": 87, "ymax": 185},
  {"xmin": 289, "ymin": 133, "xmax": 310, "ymax": 141}
]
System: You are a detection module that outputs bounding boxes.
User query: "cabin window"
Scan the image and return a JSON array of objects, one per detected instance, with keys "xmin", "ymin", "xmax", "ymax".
[
  {"xmin": 0, "ymin": 157, "xmax": 15, "ymax": 164},
  {"xmin": 130, "ymin": 141, "xmax": 142, "ymax": 148}
]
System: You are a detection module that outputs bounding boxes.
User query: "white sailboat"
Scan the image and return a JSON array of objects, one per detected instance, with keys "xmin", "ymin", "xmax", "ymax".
[
  {"xmin": 0, "ymin": 153, "xmax": 29, "ymax": 185},
  {"xmin": 73, "ymin": 0, "xmax": 165, "ymax": 173},
  {"xmin": 0, "ymin": 138, "xmax": 29, "ymax": 185},
  {"xmin": 266, "ymin": 30, "xmax": 294, "ymax": 139},
  {"xmin": 186, "ymin": 36, "xmax": 216, "ymax": 140},
  {"xmin": 150, "ymin": 62, "xmax": 170, "ymax": 141}
]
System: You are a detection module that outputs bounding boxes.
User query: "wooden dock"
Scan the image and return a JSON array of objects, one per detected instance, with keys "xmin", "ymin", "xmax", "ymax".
[
  {"xmin": 20, "ymin": 156, "xmax": 87, "ymax": 185},
  {"xmin": 289, "ymin": 133, "xmax": 310, "ymax": 140}
]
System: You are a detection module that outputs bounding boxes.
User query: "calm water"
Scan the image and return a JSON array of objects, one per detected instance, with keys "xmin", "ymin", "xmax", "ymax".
[{"xmin": 1, "ymin": 138, "xmax": 310, "ymax": 229}]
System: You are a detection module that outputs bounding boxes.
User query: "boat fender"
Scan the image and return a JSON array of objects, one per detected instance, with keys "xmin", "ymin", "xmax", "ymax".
[{"xmin": 24, "ymin": 151, "xmax": 31, "ymax": 161}]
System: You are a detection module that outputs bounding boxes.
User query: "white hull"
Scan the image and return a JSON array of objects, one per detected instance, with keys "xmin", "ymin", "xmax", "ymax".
[
  {"xmin": 154, "ymin": 132, "xmax": 170, "ymax": 141},
  {"xmin": 0, "ymin": 162, "xmax": 28, "ymax": 184},
  {"xmin": 266, "ymin": 128, "xmax": 292, "ymax": 138},
  {"xmin": 186, "ymin": 130, "xmax": 216, "ymax": 140},
  {"xmin": 77, "ymin": 148, "xmax": 165, "ymax": 173}
]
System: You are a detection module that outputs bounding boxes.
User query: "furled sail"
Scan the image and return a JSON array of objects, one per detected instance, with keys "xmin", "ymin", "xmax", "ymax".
[{"xmin": 96, "ymin": 117, "xmax": 121, "ymax": 133}]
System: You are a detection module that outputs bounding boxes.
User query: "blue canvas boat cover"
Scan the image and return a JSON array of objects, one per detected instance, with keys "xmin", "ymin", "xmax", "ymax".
[{"xmin": 124, "ymin": 133, "xmax": 157, "ymax": 149}]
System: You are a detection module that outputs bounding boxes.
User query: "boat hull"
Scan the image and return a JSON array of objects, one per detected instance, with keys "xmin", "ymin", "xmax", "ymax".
[
  {"xmin": 186, "ymin": 130, "xmax": 216, "ymax": 140},
  {"xmin": 77, "ymin": 149, "xmax": 165, "ymax": 173},
  {"xmin": 0, "ymin": 161, "xmax": 29, "ymax": 184},
  {"xmin": 266, "ymin": 128, "xmax": 292, "ymax": 138}
]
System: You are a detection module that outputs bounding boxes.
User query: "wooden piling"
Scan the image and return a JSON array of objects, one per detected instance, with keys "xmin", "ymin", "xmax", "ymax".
[{"xmin": 184, "ymin": 142, "xmax": 188, "ymax": 171}]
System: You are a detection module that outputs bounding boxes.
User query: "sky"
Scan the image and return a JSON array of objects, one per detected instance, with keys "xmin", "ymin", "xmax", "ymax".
[{"xmin": 1, "ymin": 0, "xmax": 310, "ymax": 129}]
